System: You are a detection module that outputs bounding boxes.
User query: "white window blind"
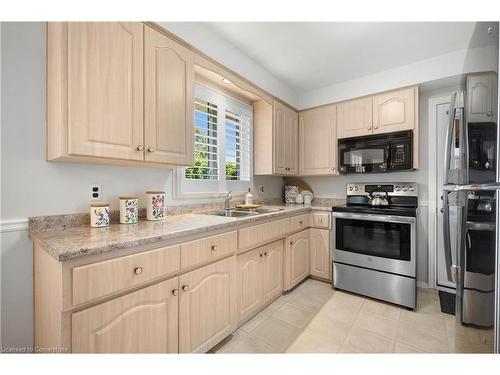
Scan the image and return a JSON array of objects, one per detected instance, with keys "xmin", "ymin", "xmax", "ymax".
[{"xmin": 177, "ymin": 83, "xmax": 253, "ymax": 198}]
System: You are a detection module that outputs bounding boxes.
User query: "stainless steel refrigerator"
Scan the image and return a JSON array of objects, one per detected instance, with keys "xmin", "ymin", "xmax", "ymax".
[{"xmin": 442, "ymin": 75, "xmax": 499, "ymax": 353}]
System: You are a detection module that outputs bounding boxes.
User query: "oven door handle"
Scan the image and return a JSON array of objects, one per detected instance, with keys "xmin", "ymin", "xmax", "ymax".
[{"xmin": 332, "ymin": 211, "xmax": 416, "ymax": 224}]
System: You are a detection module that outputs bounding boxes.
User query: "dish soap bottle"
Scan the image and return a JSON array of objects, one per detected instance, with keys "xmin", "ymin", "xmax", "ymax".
[{"xmin": 245, "ymin": 188, "xmax": 254, "ymax": 206}]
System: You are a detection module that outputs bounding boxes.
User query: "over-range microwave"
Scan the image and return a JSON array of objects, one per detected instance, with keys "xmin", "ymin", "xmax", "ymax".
[{"xmin": 338, "ymin": 131, "xmax": 413, "ymax": 174}]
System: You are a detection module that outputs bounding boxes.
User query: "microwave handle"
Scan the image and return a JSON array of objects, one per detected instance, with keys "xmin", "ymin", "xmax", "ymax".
[{"xmin": 386, "ymin": 145, "xmax": 391, "ymax": 170}]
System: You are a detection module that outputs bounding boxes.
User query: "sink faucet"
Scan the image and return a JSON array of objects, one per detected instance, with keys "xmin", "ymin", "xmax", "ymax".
[{"xmin": 224, "ymin": 191, "xmax": 232, "ymax": 210}]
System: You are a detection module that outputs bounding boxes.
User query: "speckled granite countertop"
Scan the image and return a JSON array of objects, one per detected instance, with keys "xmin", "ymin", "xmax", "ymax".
[{"xmin": 30, "ymin": 204, "xmax": 338, "ymax": 262}]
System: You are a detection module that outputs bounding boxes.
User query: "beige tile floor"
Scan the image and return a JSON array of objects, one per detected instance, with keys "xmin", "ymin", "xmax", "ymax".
[{"xmin": 210, "ymin": 278, "xmax": 494, "ymax": 353}]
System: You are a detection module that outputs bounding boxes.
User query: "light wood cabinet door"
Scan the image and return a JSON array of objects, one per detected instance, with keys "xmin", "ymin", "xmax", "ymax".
[
  {"xmin": 286, "ymin": 109, "xmax": 299, "ymax": 175},
  {"xmin": 337, "ymin": 97, "xmax": 373, "ymax": 139},
  {"xmin": 67, "ymin": 22, "xmax": 144, "ymax": 160},
  {"xmin": 144, "ymin": 25, "xmax": 194, "ymax": 165},
  {"xmin": 179, "ymin": 256, "xmax": 236, "ymax": 353},
  {"xmin": 467, "ymin": 73, "xmax": 497, "ymax": 123},
  {"xmin": 309, "ymin": 229, "xmax": 331, "ymax": 280},
  {"xmin": 372, "ymin": 87, "xmax": 416, "ymax": 134},
  {"xmin": 273, "ymin": 101, "xmax": 288, "ymax": 174},
  {"xmin": 71, "ymin": 277, "xmax": 179, "ymax": 353},
  {"xmin": 299, "ymin": 104, "xmax": 337, "ymax": 175},
  {"xmin": 263, "ymin": 240, "xmax": 284, "ymax": 303},
  {"xmin": 286, "ymin": 229, "xmax": 310, "ymax": 290},
  {"xmin": 236, "ymin": 247, "xmax": 264, "ymax": 324}
]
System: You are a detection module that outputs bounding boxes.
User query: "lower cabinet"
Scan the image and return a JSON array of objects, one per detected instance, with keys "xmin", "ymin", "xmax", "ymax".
[
  {"xmin": 178, "ymin": 256, "xmax": 236, "ymax": 353},
  {"xmin": 285, "ymin": 229, "xmax": 310, "ymax": 290},
  {"xmin": 236, "ymin": 240, "xmax": 284, "ymax": 325},
  {"xmin": 71, "ymin": 277, "xmax": 179, "ymax": 353},
  {"xmin": 309, "ymin": 228, "xmax": 331, "ymax": 280}
]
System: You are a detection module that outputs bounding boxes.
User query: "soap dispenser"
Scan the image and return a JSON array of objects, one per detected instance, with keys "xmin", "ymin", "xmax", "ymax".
[{"xmin": 245, "ymin": 188, "xmax": 254, "ymax": 205}]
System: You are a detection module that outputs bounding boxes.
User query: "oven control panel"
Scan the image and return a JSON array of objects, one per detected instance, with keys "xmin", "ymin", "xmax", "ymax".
[{"xmin": 346, "ymin": 182, "xmax": 418, "ymax": 196}]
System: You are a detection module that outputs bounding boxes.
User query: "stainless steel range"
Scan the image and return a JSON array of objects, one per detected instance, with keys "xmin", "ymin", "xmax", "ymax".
[{"xmin": 332, "ymin": 182, "xmax": 418, "ymax": 309}]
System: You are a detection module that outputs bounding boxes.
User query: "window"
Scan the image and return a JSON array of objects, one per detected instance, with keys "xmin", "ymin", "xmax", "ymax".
[{"xmin": 176, "ymin": 84, "xmax": 253, "ymax": 198}]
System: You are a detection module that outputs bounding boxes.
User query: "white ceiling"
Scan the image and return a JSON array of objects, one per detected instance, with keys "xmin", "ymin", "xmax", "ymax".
[{"xmin": 203, "ymin": 22, "xmax": 498, "ymax": 93}]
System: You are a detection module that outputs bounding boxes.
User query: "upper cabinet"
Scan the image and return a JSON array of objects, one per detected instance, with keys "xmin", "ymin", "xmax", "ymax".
[
  {"xmin": 299, "ymin": 104, "xmax": 337, "ymax": 175},
  {"xmin": 47, "ymin": 22, "xmax": 194, "ymax": 167},
  {"xmin": 254, "ymin": 100, "xmax": 298, "ymax": 175},
  {"xmin": 467, "ymin": 73, "xmax": 498, "ymax": 123},
  {"xmin": 337, "ymin": 97, "xmax": 373, "ymax": 139},
  {"xmin": 372, "ymin": 86, "xmax": 417, "ymax": 134},
  {"xmin": 144, "ymin": 26, "xmax": 194, "ymax": 165}
]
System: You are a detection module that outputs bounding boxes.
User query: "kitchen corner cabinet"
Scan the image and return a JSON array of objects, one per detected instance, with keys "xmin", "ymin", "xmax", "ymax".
[
  {"xmin": 299, "ymin": 104, "xmax": 338, "ymax": 175},
  {"xmin": 72, "ymin": 277, "xmax": 179, "ymax": 353},
  {"xmin": 285, "ymin": 229, "xmax": 310, "ymax": 290},
  {"xmin": 47, "ymin": 22, "xmax": 194, "ymax": 167},
  {"xmin": 467, "ymin": 73, "xmax": 498, "ymax": 123},
  {"xmin": 236, "ymin": 240, "xmax": 284, "ymax": 325},
  {"xmin": 309, "ymin": 228, "xmax": 331, "ymax": 280},
  {"xmin": 254, "ymin": 100, "xmax": 298, "ymax": 175},
  {"xmin": 179, "ymin": 256, "xmax": 236, "ymax": 353}
]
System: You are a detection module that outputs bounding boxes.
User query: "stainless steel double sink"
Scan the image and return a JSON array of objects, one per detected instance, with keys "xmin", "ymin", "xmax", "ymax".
[{"xmin": 202, "ymin": 207, "xmax": 284, "ymax": 217}]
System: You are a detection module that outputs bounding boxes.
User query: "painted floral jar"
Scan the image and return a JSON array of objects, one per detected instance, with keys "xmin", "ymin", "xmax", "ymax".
[
  {"xmin": 90, "ymin": 203, "xmax": 110, "ymax": 228},
  {"xmin": 119, "ymin": 196, "xmax": 138, "ymax": 224},
  {"xmin": 146, "ymin": 191, "xmax": 165, "ymax": 221}
]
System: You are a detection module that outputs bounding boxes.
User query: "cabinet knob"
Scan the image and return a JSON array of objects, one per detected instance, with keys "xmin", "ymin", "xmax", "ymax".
[
  {"xmin": 260, "ymin": 253, "xmax": 264, "ymax": 257},
  {"xmin": 182, "ymin": 285, "xmax": 189, "ymax": 292},
  {"xmin": 136, "ymin": 145, "xmax": 144, "ymax": 151},
  {"xmin": 147, "ymin": 146, "xmax": 154, "ymax": 153},
  {"xmin": 290, "ymin": 241, "xmax": 293, "ymax": 245},
  {"xmin": 367, "ymin": 126, "xmax": 372, "ymax": 130},
  {"xmin": 211, "ymin": 244, "xmax": 217, "ymax": 251},
  {"xmin": 172, "ymin": 289, "xmax": 179, "ymax": 296},
  {"xmin": 134, "ymin": 266, "xmax": 143, "ymax": 275},
  {"xmin": 264, "ymin": 252, "xmax": 268, "ymax": 256},
  {"xmin": 299, "ymin": 220, "xmax": 303, "ymax": 224},
  {"xmin": 374, "ymin": 126, "xmax": 378, "ymax": 129},
  {"xmin": 487, "ymin": 111, "xmax": 493, "ymax": 117}
]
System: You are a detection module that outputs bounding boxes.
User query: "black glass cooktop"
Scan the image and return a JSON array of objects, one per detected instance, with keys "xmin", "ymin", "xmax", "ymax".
[{"xmin": 332, "ymin": 205, "xmax": 417, "ymax": 217}]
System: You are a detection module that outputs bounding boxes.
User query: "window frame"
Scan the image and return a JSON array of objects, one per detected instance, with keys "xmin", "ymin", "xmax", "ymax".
[{"xmin": 173, "ymin": 83, "xmax": 253, "ymax": 200}]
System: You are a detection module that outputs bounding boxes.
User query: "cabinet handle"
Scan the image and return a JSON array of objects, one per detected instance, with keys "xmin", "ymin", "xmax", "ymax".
[
  {"xmin": 182, "ymin": 285, "xmax": 189, "ymax": 292},
  {"xmin": 211, "ymin": 244, "xmax": 217, "ymax": 251},
  {"xmin": 147, "ymin": 146, "xmax": 154, "ymax": 153},
  {"xmin": 134, "ymin": 266, "xmax": 143, "ymax": 275},
  {"xmin": 136, "ymin": 145, "xmax": 144, "ymax": 151},
  {"xmin": 172, "ymin": 289, "xmax": 179, "ymax": 296}
]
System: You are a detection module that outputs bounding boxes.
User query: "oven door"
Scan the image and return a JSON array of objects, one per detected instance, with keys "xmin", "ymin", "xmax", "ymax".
[
  {"xmin": 338, "ymin": 144, "xmax": 389, "ymax": 174},
  {"xmin": 333, "ymin": 212, "xmax": 416, "ymax": 277}
]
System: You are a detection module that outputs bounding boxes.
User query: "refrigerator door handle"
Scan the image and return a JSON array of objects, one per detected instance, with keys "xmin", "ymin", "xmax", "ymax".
[
  {"xmin": 442, "ymin": 191, "xmax": 455, "ymax": 283},
  {"xmin": 443, "ymin": 93, "xmax": 456, "ymax": 185}
]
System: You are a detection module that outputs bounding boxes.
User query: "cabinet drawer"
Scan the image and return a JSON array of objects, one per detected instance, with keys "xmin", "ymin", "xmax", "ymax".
[
  {"xmin": 289, "ymin": 213, "xmax": 310, "ymax": 233},
  {"xmin": 239, "ymin": 218, "xmax": 290, "ymax": 250},
  {"xmin": 311, "ymin": 212, "xmax": 331, "ymax": 229},
  {"xmin": 181, "ymin": 231, "xmax": 237, "ymax": 269},
  {"xmin": 72, "ymin": 244, "xmax": 180, "ymax": 305}
]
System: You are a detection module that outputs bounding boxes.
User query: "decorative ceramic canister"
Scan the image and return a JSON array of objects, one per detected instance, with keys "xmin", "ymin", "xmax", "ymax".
[
  {"xmin": 285, "ymin": 185, "xmax": 300, "ymax": 204},
  {"xmin": 119, "ymin": 196, "xmax": 138, "ymax": 224},
  {"xmin": 90, "ymin": 203, "xmax": 110, "ymax": 228},
  {"xmin": 146, "ymin": 191, "xmax": 166, "ymax": 221}
]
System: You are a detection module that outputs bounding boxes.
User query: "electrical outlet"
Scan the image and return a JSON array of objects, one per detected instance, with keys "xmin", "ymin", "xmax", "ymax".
[
  {"xmin": 89, "ymin": 184, "xmax": 102, "ymax": 201},
  {"xmin": 258, "ymin": 186, "xmax": 264, "ymax": 193}
]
